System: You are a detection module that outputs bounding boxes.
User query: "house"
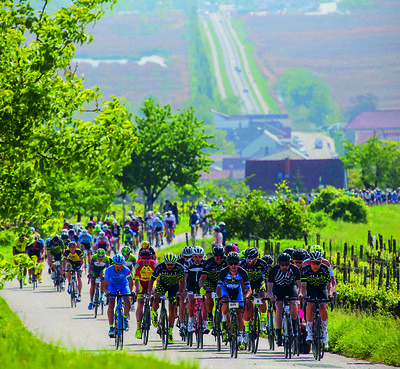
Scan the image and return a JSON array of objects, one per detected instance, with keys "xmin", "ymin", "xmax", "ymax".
[
  {"xmin": 245, "ymin": 158, "xmax": 346, "ymax": 193},
  {"xmin": 345, "ymin": 110, "xmax": 400, "ymax": 144},
  {"xmin": 241, "ymin": 129, "xmax": 284, "ymax": 158}
]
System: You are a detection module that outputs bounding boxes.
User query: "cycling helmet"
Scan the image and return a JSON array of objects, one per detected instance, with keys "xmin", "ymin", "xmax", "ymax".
[
  {"xmin": 155, "ymin": 217, "xmax": 160, "ymax": 222},
  {"xmin": 112, "ymin": 220, "xmax": 118, "ymax": 226},
  {"xmin": 310, "ymin": 244, "xmax": 324, "ymax": 254},
  {"xmin": 213, "ymin": 225, "xmax": 220, "ymax": 231},
  {"xmin": 141, "ymin": 240, "xmax": 149, "ymax": 249},
  {"xmin": 102, "ymin": 224, "xmax": 108, "ymax": 230},
  {"xmin": 139, "ymin": 249, "xmax": 152, "ymax": 259},
  {"xmin": 30, "ymin": 226, "xmax": 36, "ymax": 233},
  {"xmin": 99, "ymin": 231, "xmax": 105, "ymax": 237},
  {"xmin": 113, "ymin": 254, "xmax": 125, "ymax": 265},
  {"xmin": 192, "ymin": 246, "xmax": 204, "ymax": 256},
  {"xmin": 218, "ymin": 221, "xmax": 226, "ymax": 227},
  {"xmin": 225, "ymin": 243, "xmax": 239, "ymax": 255},
  {"xmin": 181, "ymin": 246, "xmax": 193, "ymax": 258},
  {"xmin": 69, "ymin": 241, "xmax": 77, "ymax": 248},
  {"xmin": 81, "ymin": 229, "xmax": 88, "ymax": 235},
  {"xmin": 164, "ymin": 252, "xmax": 177, "ymax": 264},
  {"xmin": 244, "ymin": 247, "xmax": 259, "ymax": 260},
  {"xmin": 52, "ymin": 235, "xmax": 60, "ymax": 243},
  {"xmin": 61, "ymin": 233, "xmax": 69, "ymax": 241},
  {"xmin": 138, "ymin": 216, "xmax": 143, "ymax": 220},
  {"xmin": 277, "ymin": 253, "xmax": 291, "ymax": 263},
  {"xmin": 121, "ymin": 246, "xmax": 131, "ymax": 257},
  {"xmin": 212, "ymin": 244, "xmax": 225, "ymax": 257},
  {"xmin": 226, "ymin": 251, "xmax": 240, "ymax": 265},
  {"xmin": 282, "ymin": 248, "xmax": 294, "ymax": 257},
  {"xmin": 68, "ymin": 229, "xmax": 76, "ymax": 235},
  {"xmin": 94, "ymin": 225, "xmax": 101, "ymax": 232},
  {"xmin": 125, "ymin": 216, "xmax": 131, "ymax": 222},
  {"xmin": 156, "ymin": 212, "xmax": 161, "ymax": 217},
  {"xmin": 97, "ymin": 248, "xmax": 106, "ymax": 258},
  {"xmin": 128, "ymin": 211, "xmax": 133, "ymax": 216},
  {"xmin": 261, "ymin": 254, "xmax": 274, "ymax": 265},
  {"xmin": 309, "ymin": 251, "xmax": 323, "ymax": 261},
  {"xmin": 292, "ymin": 248, "xmax": 308, "ymax": 262},
  {"xmin": 124, "ymin": 225, "xmax": 130, "ymax": 230}
]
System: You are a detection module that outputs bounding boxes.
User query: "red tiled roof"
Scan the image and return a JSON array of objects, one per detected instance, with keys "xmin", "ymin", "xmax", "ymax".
[
  {"xmin": 346, "ymin": 110, "xmax": 400, "ymax": 130},
  {"xmin": 200, "ymin": 169, "xmax": 245, "ymax": 181}
]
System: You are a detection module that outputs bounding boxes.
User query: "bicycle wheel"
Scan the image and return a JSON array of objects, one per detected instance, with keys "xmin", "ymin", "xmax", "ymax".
[
  {"xmin": 142, "ymin": 303, "xmax": 151, "ymax": 346},
  {"xmin": 214, "ymin": 309, "xmax": 222, "ymax": 351},
  {"xmin": 312, "ymin": 317, "xmax": 324, "ymax": 361},
  {"xmin": 292, "ymin": 320, "xmax": 300, "ymax": 356},
  {"xmin": 94, "ymin": 288, "xmax": 100, "ymax": 318},
  {"xmin": 196, "ymin": 309, "xmax": 203, "ymax": 349},
  {"xmin": 283, "ymin": 315, "xmax": 292, "ymax": 359},
  {"xmin": 19, "ymin": 268, "xmax": 23, "ymax": 289},
  {"xmin": 160, "ymin": 309, "xmax": 168, "ymax": 350},
  {"xmin": 252, "ymin": 310, "xmax": 260, "ymax": 354},
  {"xmin": 70, "ymin": 283, "xmax": 75, "ymax": 308},
  {"xmin": 231, "ymin": 314, "xmax": 238, "ymax": 359},
  {"xmin": 246, "ymin": 321, "xmax": 252, "ymax": 352},
  {"xmin": 267, "ymin": 308, "xmax": 275, "ymax": 350},
  {"xmin": 114, "ymin": 309, "xmax": 123, "ymax": 350}
]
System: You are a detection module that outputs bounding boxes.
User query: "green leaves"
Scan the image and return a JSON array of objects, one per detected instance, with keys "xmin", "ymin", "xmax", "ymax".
[
  {"xmin": 118, "ymin": 98, "xmax": 215, "ymax": 208},
  {"xmin": 0, "ymin": 1, "xmax": 135, "ymax": 225}
]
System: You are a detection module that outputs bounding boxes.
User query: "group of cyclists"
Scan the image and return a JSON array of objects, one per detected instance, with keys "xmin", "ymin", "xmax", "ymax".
[{"xmin": 13, "ymin": 211, "xmax": 336, "ymax": 356}]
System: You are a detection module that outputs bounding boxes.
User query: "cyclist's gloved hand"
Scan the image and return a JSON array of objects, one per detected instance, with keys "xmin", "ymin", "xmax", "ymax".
[{"xmin": 200, "ymin": 287, "xmax": 206, "ymax": 296}]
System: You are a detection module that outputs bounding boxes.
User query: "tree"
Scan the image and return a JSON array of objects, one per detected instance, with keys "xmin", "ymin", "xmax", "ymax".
[
  {"xmin": 278, "ymin": 69, "xmax": 340, "ymax": 128},
  {"xmin": 344, "ymin": 94, "xmax": 378, "ymax": 122},
  {"xmin": 118, "ymin": 99, "xmax": 215, "ymax": 210},
  {"xmin": 0, "ymin": 1, "xmax": 135, "ymax": 225},
  {"xmin": 341, "ymin": 137, "xmax": 400, "ymax": 188}
]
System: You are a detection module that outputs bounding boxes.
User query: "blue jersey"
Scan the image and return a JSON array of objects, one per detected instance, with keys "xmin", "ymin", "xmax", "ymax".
[
  {"xmin": 218, "ymin": 266, "xmax": 250, "ymax": 290},
  {"xmin": 153, "ymin": 220, "xmax": 163, "ymax": 228},
  {"xmin": 104, "ymin": 265, "xmax": 132, "ymax": 289},
  {"xmin": 78, "ymin": 234, "xmax": 93, "ymax": 244}
]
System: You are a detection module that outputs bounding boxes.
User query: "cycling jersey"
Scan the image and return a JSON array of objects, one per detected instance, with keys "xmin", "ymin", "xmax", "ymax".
[
  {"xmin": 201, "ymin": 256, "xmax": 227, "ymax": 290},
  {"xmin": 122, "ymin": 229, "xmax": 134, "ymax": 243},
  {"xmin": 240, "ymin": 259, "xmax": 269, "ymax": 291},
  {"xmin": 14, "ymin": 237, "xmax": 29, "ymax": 253},
  {"xmin": 151, "ymin": 262, "xmax": 185, "ymax": 286},
  {"xmin": 135, "ymin": 260, "xmax": 158, "ymax": 282},
  {"xmin": 124, "ymin": 254, "xmax": 137, "ymax": 272},
  {"xmin": 184, "ymin": 259, "xmax": 205, "ymax": 293},
  {"xmin": 64, "ymin": 248, "xmax": 83, "ymax": 263},
  {"xmin": 139, "ymin": 246, "xmax": 156, "ymax": 259},
  {"xmin": 152, "ymin": 220, "xmax": 164, "ymax": 230},
  {"xmin": 268, "ymin": 264, "xmax": 301, "ymax": 288},
  {"xmin": 218, "ymin": 266, "xmax": 250, "ymax": 291},
  {"xmin": 189, "ymin": 213, "xmax": 200, "ymax": 225},
  {"xmin": 111, "ymin": 225, "xmax": 121, "ymax": 237},
  {"xmin": 95, "ymin": 237, "xmax": 109, "ymax": 250},
  {"xmin": 90, "ymin": 254, "xmax": 111, "ymax": 277},
  {"xmin": 105, "ymin": 264, "xmax": 132, "ymax": 295},
  {"xmin": 302, "ymin": 258, "xmax": 334, "ymax": 277},
  {"xmin": 47, "ymin": 239, "xmax": 63, "ymax": 255},
  {"xmin": 301, "ymin": 263, "xmax": 331, "ymax": 300}
]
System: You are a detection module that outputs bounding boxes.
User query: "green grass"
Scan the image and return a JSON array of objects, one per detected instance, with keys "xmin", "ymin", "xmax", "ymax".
[
  {"xmin": 0, "ymin": 297, "xmax": 197, "ymax": 369},
  {"xmin": 229, "ymin": 18, "xmax": 279, "ymax": 114},
  {"xmin": 329, "ymin": 309, "xmax": 400, "ymax": 366}
]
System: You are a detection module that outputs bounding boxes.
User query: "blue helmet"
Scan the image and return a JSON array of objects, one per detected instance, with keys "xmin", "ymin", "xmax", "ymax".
[{"xmin": 113, "ymin": 254, "xmax": 125, "ymax": 265}]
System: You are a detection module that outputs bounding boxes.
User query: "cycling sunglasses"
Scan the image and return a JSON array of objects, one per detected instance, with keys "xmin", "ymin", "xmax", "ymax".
[
  {"xmin": 214, "ymin": 256, "xmax": 224, "ymax": 260},
  {"xmin": 246, "ymin": 258, "xmax": 256, "ymax": 263},
  {"xmin": 311, "ymin": 260, "xmax": 322, "ymax": 265},
  {"xmin": 279, "ymin": 262, "xmax": 290, "ymax": 267},
  {"xmin": 165, "ymin": 262, "xmax": 176, "ymax": 266},
  {"xmin": 228, "ymin": 262, "xmax": 239, "ymax": 266},
  {"xmin": 293, "ymin": 260, "xmax": 303, "ymax": 264},
  {"xmin": 142, "ymin": 257, "xmax": 151, "ymax": 260}
]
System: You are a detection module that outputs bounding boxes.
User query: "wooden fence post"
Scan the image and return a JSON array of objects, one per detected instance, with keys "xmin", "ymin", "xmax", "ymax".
[
  {"xmin": 393, "ymin": 239, "xmax": 397, "ymax": 254},
  {"xmin": 360, "ymin": 245, "xmax": 363, "ymax": 260},
  {"xmin": 368, "ymin": 230, "xmax": 372, "ymax": 246},
  {"xmin": 185, "ymin": 233, "xmax": 189, "ymax": 246},
  {"xmin": 336, "ymin": 252, "xmax": 341, "ymax": 269},
  {"xmin": 343, "ymin": 262, "xmax": 347, "ymax": 284},
  {"xmin": 363, "ymin": 266, "xmax": 368, "ymax": 287},
  {"xmin": 256, "ymin": 238, "xmax": 259, "ymax": 250},
  {"xmin": 354, "ymin": 255, "xmax": 359, "ymax": 270},
  {"xmin": 351, "ymin": 244, "xmax": 354, "ymax": 260},
  {"xmin": 344, "ymin": 243, "xmax": 348, "ymax": 259},
  {"xmin": 275, "ymin": 242, "xmax": 280, "ymax": 255},
  {"xmin": 379, "ymin": 234, "xmax": 383, "ymax": 250},
  {"xmin": 386, "ymin": 264, "xmax": 391, "ymax": 289},
  {"xmin": 378, "ymin": 262, "xmax": 384, "ymax": 288},
  {"xmin": 303, "ymin": 231, "xmax": 308, "ymax": 246},
  {"xmin": 388, "ymin": 239, "xmax": 392, "ymax": 253},
  {"xmin": 316, "ymin": 233, "xmax": 320, "ymax": 245},
  {"xmin": 329, "ymin": 241, "xmax": 332, "ymax": 263},
  {"xmin": 375, "ymin": 239, "xmax": 379, "ymax": 251},
  {"xmin": 348, "ymin": 261, "xmax": 351, "ymax": 283},
  {"xmin": 371, "ymin": 258, "xmax": 375, "ymax": 281}
]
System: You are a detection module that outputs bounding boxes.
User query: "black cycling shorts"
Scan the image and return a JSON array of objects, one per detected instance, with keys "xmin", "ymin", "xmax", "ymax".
[
  {"xmin": 154, "ymin": 282, "xmax": 179, "ymax": 305},
  {"xmin": 273, "ymin": 284, "xmax": 298, "ymax": 301},
  {"xmin": 306, "ymin": 286, "xmax": 328, "ymax": 301},
  {"xmin": 186, "ymin": 281, "xmax": 200, "ymax": 294}
]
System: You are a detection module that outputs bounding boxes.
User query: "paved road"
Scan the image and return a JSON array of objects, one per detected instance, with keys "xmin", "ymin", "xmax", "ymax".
[
  {"xmin": 0, "ymin": 236, "xmax": 392, "ymax": 369},
  {"xmin": 292, "ymin": 132, "xmax": 338, "ymax": 159}
]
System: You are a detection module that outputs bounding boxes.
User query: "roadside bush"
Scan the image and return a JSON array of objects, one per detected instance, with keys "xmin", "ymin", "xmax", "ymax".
[{"xmin": 309, "ymin": 186, "xmax": 368, "ymax": 223}]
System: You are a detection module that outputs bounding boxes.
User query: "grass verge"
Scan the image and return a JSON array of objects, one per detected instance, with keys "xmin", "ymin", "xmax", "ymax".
[
  {"xmin": 0, "ymin": 296, "xmax": 197, "ymax": 369},
  {"xmin": 329, "ymin": 309, "xmax": 400, "ymax": 366}
]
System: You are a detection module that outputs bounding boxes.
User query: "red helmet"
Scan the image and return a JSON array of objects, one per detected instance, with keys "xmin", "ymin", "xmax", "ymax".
[{"xmin": 225, "ymin": 242, "xmax": 239, "ymax": 255}]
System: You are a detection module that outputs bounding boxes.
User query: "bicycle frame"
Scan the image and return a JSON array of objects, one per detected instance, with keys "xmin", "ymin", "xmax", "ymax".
[
  {"xmin": 267, "ymin": 300, "xmax": 275, "ymax": 351},
  {"xmin": 70, "ymin": 269, "xmax": 78, "ymax": 308},
  {"xmin": 159, "ymin": 295, "xmax": 169, "ymax": 350},
  {"xmin": 109, "ymin": 290, "xmax": 133, "ymax": 350},
  {"xmin": 93, "ymin": 277, "xmax": 104, "ymax": 318},
  {"xmin": 141, "ymin": 294, "xmax": 151, "ymax": 346},
  {"xmin": 282, "ymin": 297, "xmax": 294, "ymax": 359}
]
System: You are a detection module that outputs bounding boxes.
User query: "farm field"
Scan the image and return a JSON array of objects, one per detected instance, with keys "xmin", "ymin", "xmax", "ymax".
[{"xmin": 238, "ymin": 0, "xmax": 400, "ymax": 110}]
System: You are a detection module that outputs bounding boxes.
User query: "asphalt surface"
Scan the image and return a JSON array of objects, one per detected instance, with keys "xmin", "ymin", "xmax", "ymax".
[{"xmin": 1, "ymin": 229, "xmax": 393, "ymax": 369}]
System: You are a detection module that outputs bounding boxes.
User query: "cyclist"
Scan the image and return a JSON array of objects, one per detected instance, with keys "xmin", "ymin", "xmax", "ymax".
[
  {"xmin": 88, "ymin": 248, "xmax": 111, "ymax": 310},
  {"xmin": 13, "ymin": 233, "xmax": 29, "ymax": 285},
  {"xmin": 189, "ymin": 210, "xmax": 200, "ymax": 237},
  {"xmin": 199, "ymin": 244, "xmax": 227, "ymax": 331},
  {"xmin": 177, "ymin": 246, "xmax": 193, "ymax": 331},
  {"xmin": 225, "ymin": 242, "xmax": 239, "ymax": 255},
  {"xmin": 134, "ymin": 249, "xmax": 157, "ymax": 339},
  {"xmin": 267, "ymin": 252, "xmax": 301, "ymax": 346},
  {"xmin": 138, "ymin": 240, "xmax": 157, "ymax": 261},
  {"xmin": 261, "ymin": 254, "xmax": 274, "ymax": 280},
  {"xmin": 120, "ymin": 246, "xmax": 136, "ymax": 292},
  {"xmin": 301, "ymin": 251, "xmax": 333, "ymax": 348},
  {"xmin": 47, "ymin": 235, "xmax": 65, "ymax": 283},
  {"xmin": 213, "ymin": 225, "xmax": 223, "ymax": 246},
  {"xmin": 26, "ymin": 235, "xmax": 45, "ymax": 283},
  {"xmin": 64, "ymin": 241, "xmax": 83, "ymax": 302},
  {"xmin": 78, "ymin": 229, "xmax": 94, "ymax": 265},
  {"xmin": 241, "ymin": 247, "xmax": 269, "ymax": 342},
  {"xmin": 184, "ymin": 246, "xmax": 208, "ymax": 334},
  {"xmin": 93, "ymin": 224, "xmax": 101, "ymax": 242},
  {"xmin": 137, "ymin": 215, "xmax": 145, "ymax": 242},
  {"xmin": 163, "ymin": 211, "xmax": 176, "ymax": 241},
  {"xmin": 67, "ymin": 229, "xmax": 79, "ymax": 243},
  {"xmin": 86, "ymin": 221, "xmax": 95, "ymax": 236},
  {"xmin": 144, "ymin": 211, "xmax": 155, "ymax": 243},
  {"xmin": 121, "ymin": 225, "xmax": 134, "ymax": 250},
  {"xmin": 95, "ymin": 231, "xmax": 111, "ymax": 255},
  {"xmin": 218, "ymin": 222, "xmax": 227, "ymax": 246},
  {"xmin": 110, "ymin": 220, "xmax": 121, "ymax": 254},
  {"xmin": 303, "ymin": 245, "xmax": 337, "ymax": 292},
  {"xmin": 152, "ymin": 217, "xmax": 164, "ymax": 247},
  {"xmin": 105, "ymin": 254, "xmax": 134, "ymax": 338},
  {"xmin": 217, "ymin": 251, "xmax": 252, "ymax": 350},
  {"xmin": 128, "ymin": 216, "xmax": 140, "ymax": 247},
  {"xmin": 147, "ymin": 252, "xmax": 185, "ymax": 344},
  {"xmin": 292, "ymin": 248, "xmax": 308, "ymax": 271}
]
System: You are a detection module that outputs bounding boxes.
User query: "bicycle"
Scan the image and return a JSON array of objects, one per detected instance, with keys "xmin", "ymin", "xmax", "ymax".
[
  {"xmin": 190, "ymin": 224, "xmax": 197, "ymax": 246},
  {"xmin": 69, "ymin": 268, "xmax": 79, "ymax": 308},
  {"xmin": 109, "ymin": 290, "xmax": 134, "ymax": 350},
  {"xmin": 141, "ymin": 293, "xmax": 151, "ymax": 345},
  {"xmin": 201, "ymin": 220, "xmax": 207, "ymax": 238},
  {"xmin": 53, "ymin": 260, "xmax": 64, "ymax": 292},
  {"xmin": 281, "ymin": 296, "xmax": 298, "ymax": 359},
  {"xmin": 155, "ymin": 230, "xmax": 162, "ymax": 248},
  {"xmin": 157, "ymin": 295, "xmax": 169, "ymax": 350},
  {"xmin": 31, "ymin": 266, "xmax": 38, "ymax": 290},
  {"xmin": 306, "ymin": 296, "xmax": 334, "ymax": 361},
  {"xmin": 221, "ymin": 300, "xmax": 244, "ymax": 359},
  {"xmin": 211, "ymin": 293, "xmax": 223, "ymax": 351},
  {"xmin": 246, "ymin": 295, "xmax": 268, "ymax": 354},
  {"xmin": 82, "ymin": 249, "xmax": 88, "ymax": 274},
  {"xmin": 93, "ymin": 277, "xmax": 104, "ymax": 318},
  {"xmin": 17, "ymin": 263, "xmax": 24, "ymax": 289},
  {"xmin": 193, "ymin": 293, "xmax": 205, "ymax": 349},
  {"xmin": 267, "ymin": 300, "xmax": 275, "ymax": 350}
]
